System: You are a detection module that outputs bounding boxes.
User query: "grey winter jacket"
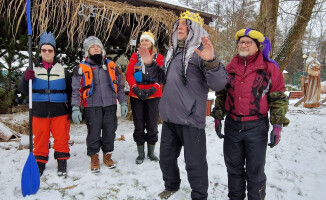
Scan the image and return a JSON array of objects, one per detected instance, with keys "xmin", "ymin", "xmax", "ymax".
[
  {"xmin": 148, "ymin": 48, "xmax": 228, "ymax": 129},
  {"xmin": 71, "ymin": 58, "xmax": 126, "ymax": 107}
]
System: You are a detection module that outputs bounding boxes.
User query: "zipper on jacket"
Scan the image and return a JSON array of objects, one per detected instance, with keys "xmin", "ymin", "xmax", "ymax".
[
  {"xmin": 47, "ymin": 67, "xmax": 51, "ymax": 117},
  {"xmin": 244, "ymin": 59, "xmax": 247, "ymax": 74}
]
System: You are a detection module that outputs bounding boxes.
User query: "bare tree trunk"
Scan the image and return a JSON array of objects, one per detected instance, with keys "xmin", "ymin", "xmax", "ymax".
[
  {"xmin": 274, "ymin": 0, "xmax": 316, "ymax": 71},
  {"xmin": 255, "ymin": 0, "xmax": 279, "ymax": 55}
]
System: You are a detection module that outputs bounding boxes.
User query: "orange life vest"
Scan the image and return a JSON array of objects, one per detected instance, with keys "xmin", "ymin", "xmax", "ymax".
[{"xmin": 79, "ymin": 59, "xmax": 118, "ymax": 99}]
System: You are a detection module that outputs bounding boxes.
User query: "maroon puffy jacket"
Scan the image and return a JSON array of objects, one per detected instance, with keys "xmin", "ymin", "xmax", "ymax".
[{"xmin": 225, "ymin": 51, "xmax": 285, "ymax": 121}]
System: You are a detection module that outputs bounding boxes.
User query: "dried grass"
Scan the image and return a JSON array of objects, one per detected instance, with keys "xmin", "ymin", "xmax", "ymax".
[{"xmin": 0, "ymin": 0, "xmax": 217, "ymax": 49}]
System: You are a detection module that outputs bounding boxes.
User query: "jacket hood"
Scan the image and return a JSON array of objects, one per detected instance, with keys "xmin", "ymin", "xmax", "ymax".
[{"xmin": 164, "ymin": 19, "xmax": 208, "ymax": 84}]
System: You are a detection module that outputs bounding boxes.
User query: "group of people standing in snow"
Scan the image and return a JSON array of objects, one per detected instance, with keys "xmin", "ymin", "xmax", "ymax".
[{"xmin": 19, "ymin": 10, "xmax": 289, "ymax": 200}]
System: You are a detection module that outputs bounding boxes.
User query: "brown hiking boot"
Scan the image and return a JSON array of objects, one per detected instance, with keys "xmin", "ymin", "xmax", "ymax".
[
  {"xmin": 103, "ymin": 153, "xmax": 116, "ymax": 169},
  {"xmin": 158, "ymin": 189, "xmax": 178, "ymax": 199},
  {"xmin": 91, "ymin": 154, "xmax": 100, "ymax": 172}
]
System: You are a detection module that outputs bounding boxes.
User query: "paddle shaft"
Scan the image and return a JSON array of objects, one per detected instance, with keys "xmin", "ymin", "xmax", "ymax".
[
  {"xmin": 27, "ymin": 0, "xmax": 33, "ymax": 152},
  {"xmin": 28, "ymin": 35, "xmax": 33, "ymax": 153}
]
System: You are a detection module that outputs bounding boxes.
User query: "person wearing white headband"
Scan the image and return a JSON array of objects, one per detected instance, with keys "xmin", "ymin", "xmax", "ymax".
[
  {"xmin": 140, "ymin": 31, "xmax": 155, "ymax": 46},
  {"xmin": 125, "ymin": 30, "xmax": 164, "ymax": 165}
]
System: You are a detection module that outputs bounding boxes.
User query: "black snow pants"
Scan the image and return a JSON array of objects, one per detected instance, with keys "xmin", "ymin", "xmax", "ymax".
[
  {"xmin": 224, "ymin": 116, "xmax": 269, "ymax": 200},
  {"xmin": 159, "ymin": 122, "xmax": 208, "ymax": 200},
  {"xmin": 84, "ymin": 105, "xmax": 117, "ymax": 156},
  {"xmin": 130, "ymin": 97, "xmax": 160, "ymax": 145}
]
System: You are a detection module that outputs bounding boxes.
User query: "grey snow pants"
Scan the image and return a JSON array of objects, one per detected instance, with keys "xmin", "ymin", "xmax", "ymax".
[{"xmin": 84, "ymin": 105, "xmax": 117, "ymax": 156}]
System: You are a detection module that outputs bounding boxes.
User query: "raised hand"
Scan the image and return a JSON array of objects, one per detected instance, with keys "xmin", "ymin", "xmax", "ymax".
[
  {"xmin": 194, "ymin": 36, "xmax": 215, "ymax": 61},
  {"xmin": 138, "ymin": 45, "xmax": 154, "ymax": 65}
]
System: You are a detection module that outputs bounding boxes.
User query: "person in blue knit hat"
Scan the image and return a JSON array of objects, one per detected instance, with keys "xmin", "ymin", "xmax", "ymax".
[
  {"xmin": 19, "ymin": 31, "xmax": 72, "ymax": 177},
  {"xmin": 211, "ymin": 28, "xmax": 290, "ymax": 200}
]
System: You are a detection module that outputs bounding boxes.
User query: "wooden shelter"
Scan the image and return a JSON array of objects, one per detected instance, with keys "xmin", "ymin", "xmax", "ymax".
[{"xmin": 0, "ymin": 0, "xmax": 218, "ymax": 54}]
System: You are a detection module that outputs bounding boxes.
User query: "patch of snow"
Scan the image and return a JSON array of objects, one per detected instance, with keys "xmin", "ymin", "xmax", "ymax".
[{"xmin": 0, "ymin": 99, "xmax": 325, "ymax": 199}]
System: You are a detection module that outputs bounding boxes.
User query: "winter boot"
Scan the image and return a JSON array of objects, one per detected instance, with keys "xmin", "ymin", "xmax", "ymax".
[
  {"xmin": 57, "ymin": 159, "xmax": 67, "ymax": 177},
  {"xmin": 158, "ymin": 189, "xmax": 178, "ymax": 199},
  {"xmin": 37, "ymin": 162, "xmax": 46, "ymax": 177},
  {"xmin": 91, "ymin": 153, "xmax": 100, "ymax": 172},
  {"xmin": 147, "ymin": 143, "xmax": 159, "ymax": 162},
  {"xmin": 136, "ymin": 145, "xmax": 145, "ymax": 164},
  {"xmin": 103, "ymin": 153, "xmax": 116, "ymax": 169}
]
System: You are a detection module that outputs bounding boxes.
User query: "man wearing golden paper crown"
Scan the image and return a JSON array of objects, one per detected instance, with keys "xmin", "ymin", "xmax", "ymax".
[
  {"xmin": 139, "ymin": 10, "xmax": 228, "ymax": 200},
  {"xmin": 211, "ymin": 28, "xmax": 290, "ymax": 200}
]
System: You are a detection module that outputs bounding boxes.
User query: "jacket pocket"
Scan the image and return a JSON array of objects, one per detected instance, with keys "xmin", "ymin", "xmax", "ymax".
[
  {"xmin": 188, "ymin": 100, "xmax": 196, "ymax": 116},
  {"xmin": 180, "ymin": 89, "xmax": 196, "ymax": 117}
]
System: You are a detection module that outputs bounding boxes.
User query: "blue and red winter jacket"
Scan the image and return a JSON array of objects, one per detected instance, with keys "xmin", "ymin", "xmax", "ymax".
[{"xmin": 126, "ymin": 51, "xmax": 164, "ymax": 98}]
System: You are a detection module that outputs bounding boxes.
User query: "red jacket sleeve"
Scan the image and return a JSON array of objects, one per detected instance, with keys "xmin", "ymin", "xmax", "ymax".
[
  {"xmin": 268, "ymin": 62, "xmax": 286, "ymax": 93},
  {"xmin": 155, "ymin": 53, "xmax": 164, "ymax": 67},
  {"xmin": 126, "ymin": 53, "xmax": 138, "ymax": 88}
]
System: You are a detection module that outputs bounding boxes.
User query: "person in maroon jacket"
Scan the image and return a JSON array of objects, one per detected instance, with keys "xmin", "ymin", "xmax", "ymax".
[
  {"xmin": 211, "ymin": 28, "xmax": 290, "ymax": 200},
  {"xmin": 126, "ymin": 31, "xmax": 164, "ymax": 164}
]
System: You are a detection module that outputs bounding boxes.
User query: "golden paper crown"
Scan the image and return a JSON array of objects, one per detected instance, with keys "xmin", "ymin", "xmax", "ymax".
[
  {"xmin": 141, "ymin": 30, "xmax": 155, "ymax": 40},
  {"xmin": 180, "ymin": 10, "xmax": 204, "ymax": 26},
  {"xmin": 140, "ymin": 30, "xmax": 155, "ymax": 44}
]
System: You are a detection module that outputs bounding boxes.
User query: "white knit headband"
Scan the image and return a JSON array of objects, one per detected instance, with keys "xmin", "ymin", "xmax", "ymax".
[{"xmin": 140, "ymin": 35, "xmax": 155, "ymax": 45}]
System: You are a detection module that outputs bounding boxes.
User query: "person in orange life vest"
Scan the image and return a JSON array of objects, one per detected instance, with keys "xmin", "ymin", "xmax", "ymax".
[
  {"xmin": 125, "ymin": 30, "xmax": 164, "ymax": 164},
  {"xmin": 211, "ymin": 28, "xmax": 290, "ymax": 200},
  {"xmin": 71, "ymin": 36, "xmax": 128, "ymax": 172},
  {"xmin": 18, "ymin": 31, "xmax": 72, "ymax": 177}
]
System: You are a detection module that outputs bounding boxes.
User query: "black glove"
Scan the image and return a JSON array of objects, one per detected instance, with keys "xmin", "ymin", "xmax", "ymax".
[
  {"xmin": 132, "ymin": 86, "xmax": 148, "ymax": 100},
  {"xmin": 132, "ymin": 86, "xmax": 157, "ymax": 100},
  {"xmin": 144, "ymin": 86, "xmax": 157, "ymax": 97}
]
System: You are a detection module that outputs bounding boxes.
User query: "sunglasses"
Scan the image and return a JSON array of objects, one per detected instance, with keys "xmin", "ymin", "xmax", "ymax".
[{"xmin": 41, "ymin": 49, "xmax": 54, "ymax": 53}]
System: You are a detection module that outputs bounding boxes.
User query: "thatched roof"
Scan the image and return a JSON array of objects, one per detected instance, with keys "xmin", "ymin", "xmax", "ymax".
[
  {"xmin": 111, "ymin": 0, "xmax": 217, "ymax": 25},
  {"xmin": 0, "ymin": 0, "xmax": 217, "ymax": 51}
]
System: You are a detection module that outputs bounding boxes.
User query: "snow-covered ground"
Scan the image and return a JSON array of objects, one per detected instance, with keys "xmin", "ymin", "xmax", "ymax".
[{"xmin": 0, "ymin": 97, "xmax": 325, "ymax": 200}]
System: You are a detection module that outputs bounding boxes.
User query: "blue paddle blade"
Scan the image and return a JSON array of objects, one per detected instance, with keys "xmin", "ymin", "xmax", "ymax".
[{"xmin": 21, "ymin": 153, "xmax": 40, "ymax": 197}]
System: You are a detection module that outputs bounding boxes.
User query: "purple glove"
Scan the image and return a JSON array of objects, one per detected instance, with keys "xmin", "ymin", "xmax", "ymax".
[
  {"xmin": 268, "ymin": 124, "xmax": 282, "ymax": 148},
  {"xmin": 214, "ymin": 119, "xmax": 224, "ymax": 139},
  {"xmin": 24, "ymin": 69, "xmax": 35, "ymax": 81}
]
